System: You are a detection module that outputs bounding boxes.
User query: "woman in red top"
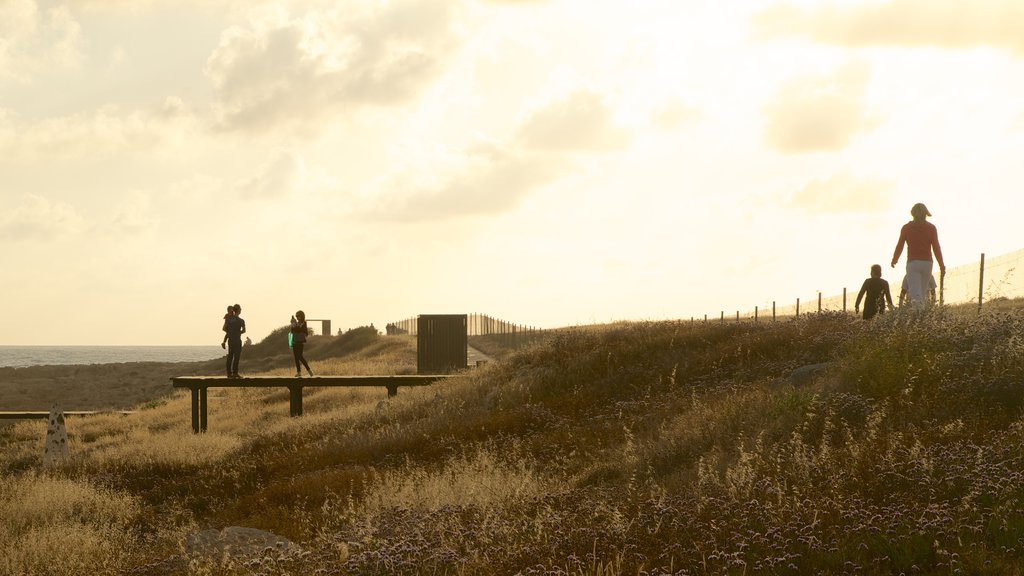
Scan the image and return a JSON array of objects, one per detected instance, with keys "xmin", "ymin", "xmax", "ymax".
[{"xmin": 891, "ymin": 203, "xmax": 945, "ymax": 309}]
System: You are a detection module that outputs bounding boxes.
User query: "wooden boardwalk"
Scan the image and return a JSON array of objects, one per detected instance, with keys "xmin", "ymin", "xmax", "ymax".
[
  {"xmin": 0, "ymin": 410, "xmax": 134, "ymax": 420},
  {"xmin": 171, "ymin": 374, "xmax": 453, "ymax": 432}
]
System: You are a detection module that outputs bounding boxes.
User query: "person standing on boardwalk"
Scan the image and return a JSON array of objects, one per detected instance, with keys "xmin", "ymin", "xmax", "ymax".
[
  {"xmin": 223, "ymin": 303, "xmax": 246, "ymax": 378},
  {"xmin": 855, "ymin": 264, "xmax": 894, "ymax": 320},
  {"xmin": 891, "ymin": 203, "xmax": 945, "ymax": 309},
  {"xmin": 291, "ymin": 310, "xmax": 313, "ymax": 378}
]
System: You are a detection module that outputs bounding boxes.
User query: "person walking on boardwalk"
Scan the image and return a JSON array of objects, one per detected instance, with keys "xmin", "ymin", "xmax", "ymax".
[
  {"xmin": 291, "ymin": 310, "xmax": 313, "ymax": 378},
  {"xmin": 223, "ymin": 303, "xmax": 246, "ymax": 378},
  {"xmin": 855, "ymin": 264, "xmax": 894, "ymax": 320},
  {"xmin": 891, "ymin": 203, "xmax": 945, "ymax": 309}
]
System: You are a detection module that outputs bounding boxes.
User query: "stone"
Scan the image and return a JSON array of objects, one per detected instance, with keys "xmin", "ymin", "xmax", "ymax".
[
  {"xmin": 784, "ymin": 363, "xmax": 830, "ymax": 386},
  {"xmin": 43, "ymin": 404, "xmax": 70, "ymax": 467},
  {"xmin": 185, "ymin": 526, "xmax": 298, "ymax": 561}
]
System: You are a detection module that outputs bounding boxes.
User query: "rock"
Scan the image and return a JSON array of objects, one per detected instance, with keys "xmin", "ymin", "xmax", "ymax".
[
  {"xmin": 43, "ymin": 404, "xmax": 70, "ymax": 467},
  {"xmin": 185, "ymin": 526, "xmax": 298, "ymax": 561},
  {"xmin": 778, "ymin": 363, "xmax": 830, "ymax": 387}
]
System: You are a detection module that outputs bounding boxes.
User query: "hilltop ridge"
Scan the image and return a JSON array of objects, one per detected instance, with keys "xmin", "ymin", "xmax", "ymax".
[{"xmin": 4, "ymin": 302, "xmax": 1024, "ymax": 574}]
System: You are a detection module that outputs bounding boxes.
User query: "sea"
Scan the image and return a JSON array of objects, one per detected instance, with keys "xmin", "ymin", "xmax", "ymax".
[{"xmin": 0, "ymin": 346, "xmax": 225, "ymax": 368}]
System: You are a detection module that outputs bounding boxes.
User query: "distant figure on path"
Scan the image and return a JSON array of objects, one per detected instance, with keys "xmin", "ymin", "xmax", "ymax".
[
  {"xmin": 223, "ymin": 303, "xmax": 246, "ymax": 378},
  {"xmin": 855, "ymin": 264, "xmax": 894, "ymax": 320},
  {"xmin": 290, "ymin": 310, "xmax": 313, "ymax": 378},
  {"xmin": 899, "ymin": 273, "xmax": 937, "ymax": 308},
  {"xmin": 221, "ymin": 305, "xmax": 233, "ymax": 350},
  {"xmin": 891, "ymin": 203, "xmax": 945, "ymax": 309}
]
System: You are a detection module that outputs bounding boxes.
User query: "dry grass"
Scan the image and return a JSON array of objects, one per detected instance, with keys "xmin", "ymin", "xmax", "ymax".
[{"xmin": 4, "ymin": 304, "xmax": 1024, "ymax": 574}]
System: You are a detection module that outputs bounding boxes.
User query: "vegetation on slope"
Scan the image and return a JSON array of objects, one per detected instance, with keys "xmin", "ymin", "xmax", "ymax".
[{"xmin": 3, "ymin": 305, "xmax": 1024, "ymax": 574}]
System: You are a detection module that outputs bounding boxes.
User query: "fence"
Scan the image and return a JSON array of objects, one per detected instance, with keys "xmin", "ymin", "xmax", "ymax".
[
  {"xmin": 699, "ymin": 248, "xmax": 1024, "ymax": 323},
  {"xmin": 387, "ymin": 313, "xmax": 543, "ymax": 338}
]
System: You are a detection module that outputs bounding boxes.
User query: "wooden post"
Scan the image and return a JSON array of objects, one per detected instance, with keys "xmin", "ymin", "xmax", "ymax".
[
  {"xmin": 772, "ymin": 301, "xmax": 776, "ymax": 322},
  {"xmin": 720, "ymin": 311, "xmax": 724, "ymax": 323},
  {"xmin": 289, "ymin": 385, "xmax": 303, "ymax": 417},
  {"xmin": 735, "ymin": 311, "xmax": 739, "ymax": 322},
  {"xmin": 190, "ymin": 387, "xmax": 200, "ymax": 434},
  {"xmin": 843, "ymin": 287, "xmax": 847, "ymax": 312},
  {"xmin": 818, "ymin": 292, "xmax": 822, "ymax": 313},
  {"xmin": 796, "ymin": 298, "xmax": 800, "ymax": 318},
  {"xmin": 978, "ymin": 252, "xmax": 985, "ymax": 311},
  {"xmin": 199, "ymin": 387, "xmax": 208, "ymax": 431},
  {"xmin": 755, "ymin": 306, "xmax": 758, "ymax": 322}
]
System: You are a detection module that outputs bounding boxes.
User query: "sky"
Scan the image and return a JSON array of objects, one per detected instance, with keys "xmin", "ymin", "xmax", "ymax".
[{"xmin": 3, "ymin": 0, "xmax": 1024, "ymax": 345}]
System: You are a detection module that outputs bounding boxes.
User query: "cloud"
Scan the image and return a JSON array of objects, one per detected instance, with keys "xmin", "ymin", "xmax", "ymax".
[
  {"xmin": 234, "ymin": 147, "xmax": 306, "ymax": 199},
  {"xmin": 785, "ymin": 171, "xmax": 894, "ymax": 214},
  {"xmin": 753, "ymin": 0, "xmax": 1024, "ymax": 53},
  {"xmin": 0, "ymin": 193, "xmax": 86, "ymax": 241},
  {"xmin": 108, "ymin": 191, "xmax": 159, "ymax": 235},
  {"xmin": 650, "ymin": 98, "xmax": 700, "ymax": 130},
  {"xmin": 0, "ymin": 1, "xmax": 82, "ymax": 81},
  {"xmin": 204, "ymin": 0, "xmax": 462, "ymax": 133},
  {"xmin": 0, "ymin": 98, "xmax": 197, "ymax": 160},
  {"xmin": 514, "ymin": 91, "xmax": 631, "ymax": 151},
  {"xmin": 368, "ymin": 138, "xmax": 571, "ymax": 221},
  {"xmin": 762, "ymin": 62, "xmax": 879, "ymax": 154}
]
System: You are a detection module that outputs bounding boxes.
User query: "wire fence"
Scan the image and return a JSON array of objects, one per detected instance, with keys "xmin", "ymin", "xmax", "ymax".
[
  {"xmin": 386, "ymin": 313, "xmax": 544, "ymax": 337},
  {"xmin": 698, "ymin": 248, "xmax": 1024, "ymax": 323}
]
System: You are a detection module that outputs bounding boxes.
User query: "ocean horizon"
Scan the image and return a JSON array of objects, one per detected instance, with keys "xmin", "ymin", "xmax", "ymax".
[{"xmin": 0, "ymin": 345, "xmax": 225, "ymax": 368}]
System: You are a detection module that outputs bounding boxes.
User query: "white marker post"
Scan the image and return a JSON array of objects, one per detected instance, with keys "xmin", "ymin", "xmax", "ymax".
[{"xmin": 43, "ymin": 404, "xmax": 70, "ymax": 467}]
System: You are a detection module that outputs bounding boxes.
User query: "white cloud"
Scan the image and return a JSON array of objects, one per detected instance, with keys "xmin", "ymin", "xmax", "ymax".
[
  {"xmin": 0, "ymin": 1, "xmax": 82, "ymax": 81},
  {"xmin": 515, "ymin": 90, "xmax": 631, "ymax": 151},
  {"xmin": 204, "ymin": 0, "xmax": 462, "ymax": 133},
  {"xmin": 0, "ymin": 99, "xmax": 197, "ymax": 160},
  {"xmin": 108, "ymin": 191, "xmax": 159, "ymax": 235},
  {"xmin": 650, "ymin": 98, "xmax": 700, "ymax": 130},
  {"xmin": 234, "ymin": 147, "xmax": 306, "ymax": 199},
  {"xmin": 754, "ymin": 0, "xmax": 1024, "ymax": 54},
  {"xmin": 786, "ymin": 171, "xmax": 894, "ymax": 214},
  {"xmin": 0, "ymin": 193, "xmax": 86, "ymax": 241},
  {"xmin": 367, "ymin": 138, "xmax": 571, "ymax": 221},
  {"xmin": 762, "ymin": 62, "xmax": 879, "ymax": 154}
]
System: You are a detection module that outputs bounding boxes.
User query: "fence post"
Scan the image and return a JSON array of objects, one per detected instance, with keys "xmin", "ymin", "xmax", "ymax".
[
  {"xmin": 755, "ymin": 306, "xmax": 758, "ymax": 322},
  {"xmin": 796, "ymin": 298, "xmax": 800, "ymax": 318},
  {"xmin": 772, "ymin": 301, "xmax": 776, "ymax": 322},
  {"xmin": 978, "ymin": 252, "xmax": 985, "ymax": 312},
  {"xmin": 843, "ymin": 288, "xmax": 847, "ymax": 312},
  {"xmin": 818, "ymin": 292, "xmax": 822, "ymax": 313},
  {"xmin": 720, "ymin": 311, "xmax": 724, "ymax": 323}
]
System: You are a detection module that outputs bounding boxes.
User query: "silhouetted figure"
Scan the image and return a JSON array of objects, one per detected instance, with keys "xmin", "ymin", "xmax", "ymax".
[
  {"xmin": 221, "ymin": 305, "xmax": 233, "ymax": 350},
  {"xmin": 291, "ymin": 310, "xmax": 313, "ymax": 378},
  {"xmin": 223, "ymin": 303, "xmax": 246, "ymax": 378},
  {"xmin": 855, "ymin": 264, "xmax": 894, "ymax": 320},
  {"xmin": 244, "ymin": 336, "xmax": 252, "ymax": 346},
  {"xmin": 899, "ymin": 273, "xmax": 936, "ymax": 308},
  {"xmin": 891, "ymin": 203, "xmax": 945, "ymax": 309}
]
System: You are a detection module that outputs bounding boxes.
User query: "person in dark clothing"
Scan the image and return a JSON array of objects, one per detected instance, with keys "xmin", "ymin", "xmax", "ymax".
[
  {"xmin": 223, "ymin": 303, "xmax": 246, "ymax": 378},
  {"xmin": 855, "ymin": 264, "xmax": 894, "ymax": 320},
  {"xmin": 290, "ymin": 310, "xmax": 313, "ymax": 378},
  {"xmin": 221, "ymin": 305, "xmax": 233, "ymax": 350}
]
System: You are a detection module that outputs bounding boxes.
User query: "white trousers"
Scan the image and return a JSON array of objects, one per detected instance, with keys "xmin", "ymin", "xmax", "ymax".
[{"xmin": 906, "ymin": 259, "xmax": 933, "ymax": 309}]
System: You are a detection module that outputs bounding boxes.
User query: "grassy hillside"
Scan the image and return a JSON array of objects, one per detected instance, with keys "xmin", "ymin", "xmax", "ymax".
[{"xmin": 4, "ymin": 305, "xmax": 1024, "ymax": 574}]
